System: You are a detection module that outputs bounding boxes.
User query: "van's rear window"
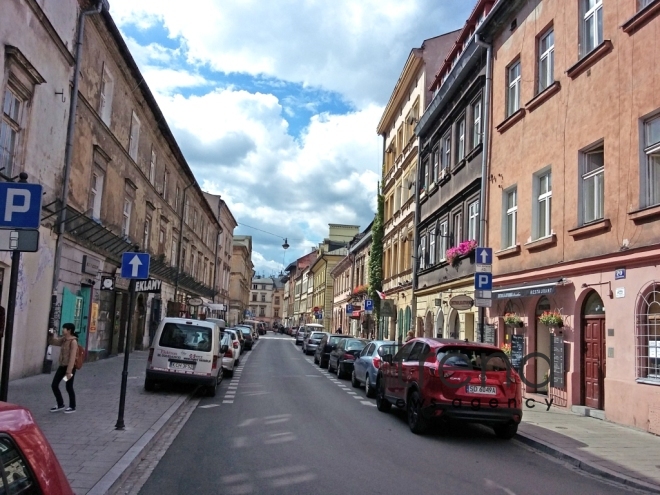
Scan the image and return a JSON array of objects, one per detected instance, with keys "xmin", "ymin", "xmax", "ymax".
[{"xmin": 159, "ymin": 323, "xmax": 213, "ymax": 351}]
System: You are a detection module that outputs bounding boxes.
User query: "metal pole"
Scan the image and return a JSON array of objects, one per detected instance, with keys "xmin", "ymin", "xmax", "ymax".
[
  {"xmin": 0, "ymin": 250, "xmax": 22, "ymax": 401},
  {"xmin": 115, "ymin": 278, "xmax": 136, "ymax": 430}
]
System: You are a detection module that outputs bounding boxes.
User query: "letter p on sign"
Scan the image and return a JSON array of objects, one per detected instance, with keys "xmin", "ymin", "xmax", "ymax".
[
  {"xmin": 5, "ymin": 190, "xmax": 30, "ymax": 222},
  {"xmin": 474, "ymin": 273, "xmax": 493, "ymax": 291}
]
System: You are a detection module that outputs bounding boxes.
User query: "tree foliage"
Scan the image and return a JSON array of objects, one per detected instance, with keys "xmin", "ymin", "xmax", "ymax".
[{"xmin": 368, "ymin": 186, "xmax": 384, "ymax": 320}]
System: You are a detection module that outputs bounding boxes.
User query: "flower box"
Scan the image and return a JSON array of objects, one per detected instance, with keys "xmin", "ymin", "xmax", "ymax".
[
  {"xmin": 503, "ymin": 313, "xmax": 524, "ymax": 327},
  {"xmin": 446, "ymin": 239, "xmax": 477, "ymax": 266},
  {"xmin": 500, "ymin": 343, "xmax": 512, "ymax": 358},
  {"xmin": 538, "ymin": 310, "xmax": 564, "ymax": 327}
]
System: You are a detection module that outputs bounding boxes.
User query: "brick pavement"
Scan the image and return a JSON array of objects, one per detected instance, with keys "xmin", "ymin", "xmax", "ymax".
[
  {"xmin": 8, "ymin": 351, "xmax": 193, "ymax": 495},
  {"xmin": 518, "ymin": 398, "xmax": 660, "ymax": 493}
]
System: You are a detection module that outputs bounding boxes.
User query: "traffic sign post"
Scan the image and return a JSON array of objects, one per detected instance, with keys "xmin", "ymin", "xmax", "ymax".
[
  {"xmin": 364, "ymin": 299, "xmax": 374, "ymax": 312},
  {"xmin": 474, "ymin": 247, "xmax": 493, "ymax": 341},
  {"xmin": 116, "ymin": 250, "xmax": 150, "ymax": 430}
]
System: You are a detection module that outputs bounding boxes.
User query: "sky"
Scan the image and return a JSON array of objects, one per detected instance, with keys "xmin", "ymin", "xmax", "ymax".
[{"xmin": 108, "ymin": 0, "xmax": 476, "ymax": 276}]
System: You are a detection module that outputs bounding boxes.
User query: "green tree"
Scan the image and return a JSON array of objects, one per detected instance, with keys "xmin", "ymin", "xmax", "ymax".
[{"xmin": 369, "ymin": 184, "xmax": 384, "ymax": 333}]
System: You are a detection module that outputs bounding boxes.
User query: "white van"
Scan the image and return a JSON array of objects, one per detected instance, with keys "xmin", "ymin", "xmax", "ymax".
[{"xmin": 145, "ymin": 317, "xmax": 226, "ymax": 396}]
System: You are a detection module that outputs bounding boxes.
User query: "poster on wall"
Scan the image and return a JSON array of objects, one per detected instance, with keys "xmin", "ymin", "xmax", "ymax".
[
  {"xmin": 510, "ymin": 334, "xmax": 524, "ymax": 372},
  {"xmin": 89, "ymin": 303, "xmax": 99, "ymax": 333}
]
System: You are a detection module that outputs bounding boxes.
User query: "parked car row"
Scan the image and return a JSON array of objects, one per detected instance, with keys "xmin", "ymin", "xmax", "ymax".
[
  {"xmin": 144, "ymin": 317, "xmax": 261, "ymax": 396},
  {"xmin": 309, "ymin": 335, "xmax": 524, "ymax": 440}
]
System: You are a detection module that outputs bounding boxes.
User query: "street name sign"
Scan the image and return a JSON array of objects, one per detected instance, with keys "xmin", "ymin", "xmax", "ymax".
[
  {"xmin": 475, "ymin": 264, "xmax": 492, "ymax": 273},
  {"xmin": 475, "ymin": 298, "xmax": 493, "ymax": 308},
  {"xmin": 120, "ymin": 252, "xmax": 150, "ymax": 279},
  {"xmin": 0, "ymin": 183, "xmax": 43, "ymax": 229},
  {"xmin": 0, "ymin": 229, "xmax": 39, "ymax": 252}
]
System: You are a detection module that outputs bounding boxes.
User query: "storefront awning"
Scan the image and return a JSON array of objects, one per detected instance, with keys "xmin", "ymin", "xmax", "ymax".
[
  {"xmin": 492, "ymin": 278, "xmax": 568, "ymax": 299},
  {"xmin": 205, "ymin": 303, "xmax": 225, "ymax": 311}
]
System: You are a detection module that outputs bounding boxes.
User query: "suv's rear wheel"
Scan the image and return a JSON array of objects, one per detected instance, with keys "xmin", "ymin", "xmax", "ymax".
[
  {"xmin": 493, "ymin": 423, "xmax": 518, "ymax": 440},
  {"xmin": 407, "ymin": 390, "xmax": 429, "ymax": 434},
  {"xmin": 376, "ymin": 377, "xmax": 391, "ymax": 413}
]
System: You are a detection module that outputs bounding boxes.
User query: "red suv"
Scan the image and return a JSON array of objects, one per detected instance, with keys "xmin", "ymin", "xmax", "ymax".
[{"xmin": 376, "ymin": 338, "xmax": 523, "ymax": 439}]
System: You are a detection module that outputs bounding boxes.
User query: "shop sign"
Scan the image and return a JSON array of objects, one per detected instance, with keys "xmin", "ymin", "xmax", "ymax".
[
  {"xmin": 494, "ymin": 286, "xmax": 555, "ymax": 299},
  {"xmin": 135, "ymin": 278, "xmax": 162, "ymax": 293},
  {"xmin": 89, "ymin": 303, "xmax": 99, "ymax": 333},
  {"xmin": 380, "ymin": 300, "xmax": 395, "ymax": 318},
  {"xmin": 188, "ymin": 297, "xmax": 203, "ymax": 306},
  {"xmin": 449, "ymin": 295, "xmax": 474, "ymax": 311},
  {"xmin": 82, "ymin": 255, "xmax": 101, "ymax": 275},
  {"xmin": 114, "ymin": 276, "xmax": 130, "ymax": 291}
]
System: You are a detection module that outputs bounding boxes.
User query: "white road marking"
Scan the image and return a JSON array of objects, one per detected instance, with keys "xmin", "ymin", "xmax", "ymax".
[
  {"xmin": 198, "ymin": 404, "xmax": 220, "ymax": 409},
  {"xmin": 223, "ymin": 400, "xmax": 234, "ymax": 404},
  {"xmin": 347, "ymin": 392, "xmax": 357, "ymax": 395},
  {"xmin": 352, "ymin": 396, "xmax": 363, "ymax": 399},
  {"xmin": 238, "ymin": 418, "xmax": 257, "ymax": 427},
  {"xmin": 484, "ymin": 479, "xmax": 518, "ymax": 495},
  {"xmin": 361, "ymin": 401, "xmax": 376, "ymax": 406}
]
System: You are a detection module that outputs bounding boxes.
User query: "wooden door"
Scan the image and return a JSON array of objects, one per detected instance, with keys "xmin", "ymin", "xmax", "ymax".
[{"xmin": 583, "ymin": 317, "xmax": 605, "ymax": 409}]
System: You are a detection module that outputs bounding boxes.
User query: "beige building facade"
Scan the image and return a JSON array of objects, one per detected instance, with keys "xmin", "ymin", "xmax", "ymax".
[{"xmin": 229, "ymin": 235, "xmax": 253, "ymax": 326}]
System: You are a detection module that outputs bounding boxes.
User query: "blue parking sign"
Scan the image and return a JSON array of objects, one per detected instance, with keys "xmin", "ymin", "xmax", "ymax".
[
  {"xmin": 346, "ymin": 304, "xmax": 353, "ymax": 313},
  {"xmin": 474, "ymin": 273, "xmax": 493, "ymax": 291},
  {"xmin": 364, "ymin": 299, "xmax": 374, "ymax": 311},
  {"xmin": 0, "ymin": 183, "xmax": 43, "ymax": 229}
]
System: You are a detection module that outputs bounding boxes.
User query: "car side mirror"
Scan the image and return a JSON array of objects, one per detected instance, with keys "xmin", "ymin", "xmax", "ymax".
[{"xmin": 383, "ymin": 354, "xmax": 393, "ymax": 364}]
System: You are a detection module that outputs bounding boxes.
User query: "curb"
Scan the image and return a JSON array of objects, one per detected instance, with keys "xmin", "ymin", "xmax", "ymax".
[
  {"xmin": 86, "ymin": 390, "xmax": 196, "ymax": 495},
  {"xmin": 515, "ymin": 432, "xmax": 660, "ymax": 494}
]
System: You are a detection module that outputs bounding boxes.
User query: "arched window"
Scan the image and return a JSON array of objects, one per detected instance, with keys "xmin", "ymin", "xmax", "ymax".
[
  {"xmin": 536, "ymin": 296, "xmax": 551, "ymax": 315},
  {"xmin": 584, "ymin": 291, "xmax": 605, "ymax": 315},
  {"xmin": 404, "ymin": 306, "xmax": 411, "ymax": 333},
  {"xmin": 636, "ymin": 283, "xmax": 660, "ymax": 382},
  {"xmin": 398, "ymin": 309, "xmax": 404, "ymax": 339},
  {"xmin": 435, "ymin": 310, "xmax": 444, "ymax": 338}
]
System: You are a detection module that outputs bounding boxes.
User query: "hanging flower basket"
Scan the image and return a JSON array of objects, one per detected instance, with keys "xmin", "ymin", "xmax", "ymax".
[
  {"xmin": 538, "ymin": 310, "xmax": 564, "ymax": 328},
  {"xmin": 503, "ymin": 313, "xmax": 524, "ymax": 327},
  {"xmin": 352, "ymin": 284, "xmax": 369, "ymax": 296},
  {"xmin": 446, "ymin": 239, "xmax": 477, "ymax": 266},
  {"xmin": 500, "ymin": 343, "xmax": 512, "ymax": 358}
]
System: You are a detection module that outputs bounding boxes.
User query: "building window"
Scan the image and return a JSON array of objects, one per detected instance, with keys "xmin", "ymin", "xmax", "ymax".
[
  {"xmin": 453, "ymin": 212, "xmax": 463, "ymax": 246},
  {"xmin": 581, "ymin": 144, "xmax": 604, "ymax": 223},
  {"xmin": 171, "ymin": 238, "xmax": 178, "ymax": 267},
  {"xmin": 162, "ymin": 170, "xmax": 169, "ymax": 200},
  {"xmin": 181, "ymin": 245, "xmax": 187, "ymax": 271},
  {"xmin": 274, "ymin": 309, "xmax": 279, "ymax": 318},
  {"xmin": 441, "ymin": 131, "xmax": 451, "ymax": 172},
  {"xmin": 422, "ymin": 158, "xmax": 429, "ymax": 191},
  {"xmin": 582, "ymin": 0, "xmax": 603, "ymax": 57},
  {"xmin": 432, "ymin": 147, "xmax": 440, "ymax": 183},
  {"xmin": 89, "ymin": 171, "xmax": 104, "ymax": 220},
  {"xmin": 419, "ymin": 235, "xmax": 426, "ymax": 271},
  {"xmin": 128, "ymin": 111, "xmax": 140, "ymax": 161},
  {"xmin": 122, "ymin": 199, "xmax": 132, "ymax": 237},
  {"xmin": 99, "ymin": 65, "xmax": 114, "ymax": 126},
  {"xmin": 507, "ymin": 61, "xmax": 521, "ymax": 117},
  {"xmin": 149, "ymin": 148, "xmax": 156, "ymax": 184},
  {"xmin": 439, "ymin": 221, "xmax": 448, "ymax": 261},
  {"xmin": 457, "ymin": 117, "xmax": 466, "ymax": 162},
  {"xmin": 635, "ymin": 284, "xmax": 660, "ymax": 382},
  {"xmin": 259, "ymin": 307, "xmax": 265, "ymax": 317},
  {"xmin": 429, "ymin": 227, "xmax": 436, "ymax": 265},
  {"xmin": 504, "ymin": 188, "xmax": 518, "ymax": 248},
  {"xmin": 261, "ymin": 293, "xmax": 266, "ymax": 302},
  {"xmin": 468, "ymin": 200, "xmax": 479, "ymax": 241},
  {"xmin": 535, "ymin": 171, "xmax": 552, "ymax": 239},
  {"xmin": 143, "ymin": 215, "xmax": 151, "ymax": 251},
  {"xmin": 538, "ymin": 29, "xmax": 555, "ymax": 93},
  {"xmin": 0, "ymin": 88, "xmax": 22, "ymax": 177},
  {"xmin": 472, "ymin": 98, "xmax": 482, "ymax": 148},
  {"xmin": 275, "ymin": 296, "xmax": 280, "ymax": 305},
  {"xmin": 644, "ymin": 115, "xmax": 660, "ymax": 207},
  {"xmin": 175, "ymin": 185, "xmax": 181, "ymax": 212},
  {"xmin": 252, "ymin": 294, "xmax": 257, "ymax": 302},
  {"xmin": 639, "ymin": 0, "xmax": 654, "ymax": 10}
]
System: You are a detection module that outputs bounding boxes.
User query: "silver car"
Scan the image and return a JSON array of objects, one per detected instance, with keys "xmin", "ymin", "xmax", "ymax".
[
  {"xmin": 352, "ymin": 340, "xmax": 400, "ymax": 398},
  {"xmin": 303, "ymin": 331, "xmax": 328, "ymax": 355}
]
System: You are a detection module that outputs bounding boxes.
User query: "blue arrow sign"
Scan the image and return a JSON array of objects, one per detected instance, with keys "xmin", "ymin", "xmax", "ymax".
[
  {"xmin": 476, "ymin": 247, "xmax": 492, "ymax": 265},
  {"xmin": 121, "ymin": 252, "xmax": 150, "ymax": 279},
  {"xmin": 474, "ymin": 272, "xmax": 493, "ymax": 291},
  {"xmin": 0, "ymin": 183, "xmax": 43, "ymax": 229},
  {"xmin": 364, "ymin": 299, "xmax": 374, "ymax": 311}
]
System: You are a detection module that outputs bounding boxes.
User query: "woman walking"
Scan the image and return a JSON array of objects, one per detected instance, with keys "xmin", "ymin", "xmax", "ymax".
[{"xmin": 48, "ymin": 323, "xmax": 78, "ymax": 413}]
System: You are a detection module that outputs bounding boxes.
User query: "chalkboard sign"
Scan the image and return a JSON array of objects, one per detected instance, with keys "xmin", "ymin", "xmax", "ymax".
[
  {"xmin": 551, "ymin": 335, "xmax": 565, "ymax": 388},
  {"xmin": 510, "ymin": 334, "xmax": 524, "ymax": 373},
  {"xmin": 483, "ymin": 324, "xmax": 495, "ymax": 345}
]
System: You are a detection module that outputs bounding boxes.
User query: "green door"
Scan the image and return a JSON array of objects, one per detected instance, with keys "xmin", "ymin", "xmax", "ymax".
[
  {"xmin": 79, "ymin": 286, "xmax": 92, "ymax": 350},
  {"xmin": 61, "ymin": 287, "xmax": 86, "ymax": 349}
]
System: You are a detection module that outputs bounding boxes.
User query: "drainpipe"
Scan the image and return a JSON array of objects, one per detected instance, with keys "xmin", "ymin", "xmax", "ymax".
[
  {"xmin": 475, "ymin": 34, "xmax": 493, "ymax": 343},
  {"xmin": 410, "ymin": 150, "xmax": 421, "ymax": 344},
  {"xmin": 44, "ymin": 0, "xmax": 107, "ymax": 374}
]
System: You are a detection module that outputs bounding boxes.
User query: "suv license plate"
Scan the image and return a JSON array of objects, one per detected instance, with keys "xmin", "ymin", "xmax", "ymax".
[
  {"xmin": 467, "ymin": 385, "xmax": 496, "ymax": 395},
  {"xmin": 170, "ymin": 362, "xmax": 194, "ymax": 370}
]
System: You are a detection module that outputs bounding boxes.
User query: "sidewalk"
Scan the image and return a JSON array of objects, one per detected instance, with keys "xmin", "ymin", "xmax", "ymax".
[
  {"xmin": 7, "ymin": 352, "xmax": 193, "ymax": 495},
  {"xmin": 517, "ymin": 396, "xmax": 660, "ymax": 493}
]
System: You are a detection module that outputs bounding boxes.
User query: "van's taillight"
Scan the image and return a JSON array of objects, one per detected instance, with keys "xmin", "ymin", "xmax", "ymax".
[
  {"xmin": 147, "ymin": 348, "xmax": 154, "ymax": 365},
  {"xmin": 372, "ymin": 356, "xmax": 381, "ymax": 369},
  {"xmin": 212, "ymin": 356, "xmax": 218, "ymax": 370},
  {"xmin": 233, "ymin": 341, "xmax": 239, "ymax": 349},
  {"xmin": 224, "ymin": 348, "xmax": 233, "ymax": 358}
]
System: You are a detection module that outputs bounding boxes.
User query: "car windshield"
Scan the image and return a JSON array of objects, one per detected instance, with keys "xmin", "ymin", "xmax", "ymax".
[
  {"xmin": 378, "ymin": 344, "xmax": 400, "ymax": 356},
  {"xmin": 159, "ymin": 323, "xmax": 213, "ymax": 352},
  {"xmin": 345, "ymin": 340, "xmax": 367, "ymax": 351},
  {"xmin": 329, "ymin": 336, "xmax": 346, "ymax": 345},
  {"xmin": 436, "ymin": 348, "xmax": 510, "ymax": 372},
  {"xmin": 310, "ymin": 333, "xmax": 325, "ymax": 339}
]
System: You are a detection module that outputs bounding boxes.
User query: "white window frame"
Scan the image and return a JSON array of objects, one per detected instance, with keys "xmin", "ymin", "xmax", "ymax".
[
  {"xmin": 507, "ymin": 61, "xmax": 521, "ymax": 117},
  {"xmin": 638, "ymin": 0, "xmax": 654, "ymax": 10},
  {"xmin": 644, "ymin": 114, "xmax": 660, "ymax": 207},
  {"xmin": 149, "ymin": 147, "xmax": 156, "ymax": 184},
  {"xmin": 453, "ymin": 212, "xmax": 463, "ymax": 246},
  {"xmin": 503, "ymin": 187, "xmax": 518, "ymax": 249},
  {"xmin": 0, "ymin": 88, "xmax": 23, "ymax": 178},
  {"xmin": 457, "ymin": 117, "xmax": 466, "ymax": 161},
  {"xmin": 533, "ymin": 170, "xmax": 552, "ymax": 240},
  {"xmin": 419, "ymin": 236, "xmax": 426, "ymax": 271},
  {"xmin": 143, "ymin": 215, "xmax": 151, "ymax": 251},
  {"xmin": 635, "ymin": 284, "xmax": 660, "ymax": 383},
  {"xmin": 90, "ymin": 170, "xmax": 104, "ymax": 220},
  {"xmin": 163, "ymin": 170, "xmax": 169, "ymax": 200},
  {"xmin": 581, "ymin": 144, "xmax": 605, "ymax": 224},
  {"xmin": 438, "ymin": 221, "xmax": 448, "ymax": 261},
  {"xmin": 432, "ymin": 147, "xmax": 440, "ymax": 183},
  {"xmin": 442, "ymin": 132, "xmax": 451, "ymax": 171},
  {"xmin": 99, "ymin": 65, "xmax": 114, "ymax": 126},
  {"xmin": 122, "ymin": 198, "xmax": 132, "ymax": 237},
  {"xmin": 171, "ymin": 237, "xmax": 178, "ymax": 267},
  {"xmin": 468, "ymin": 200, "xmax": 479, "ymax": 241},
  {"xmin": 538, "ymin": 29, "xmax": 555, "ymax": 93},
  {"xmin": 582, "ymin": 0, "xmax": 603, "ymax": 57},
  {"xmin": 429, "ymin": 227, "xmax": 436, "ymax": 265},
  {"xmin": 472, "ymin": 98, "xmax": 482, "ymax": 148},
  {"xmin": 128, "ymin": 111, "xmax": 140, "ymax": 161}
]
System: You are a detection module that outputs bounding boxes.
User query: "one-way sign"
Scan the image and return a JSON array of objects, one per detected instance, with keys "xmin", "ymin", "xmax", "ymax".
[
  {"xmin": 120, "ymin": 252, "xmax": 150, "ymax": 279},
  {"xmin": 476, "ymin": 247, "xmax": 492, "ymax": 265}
]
